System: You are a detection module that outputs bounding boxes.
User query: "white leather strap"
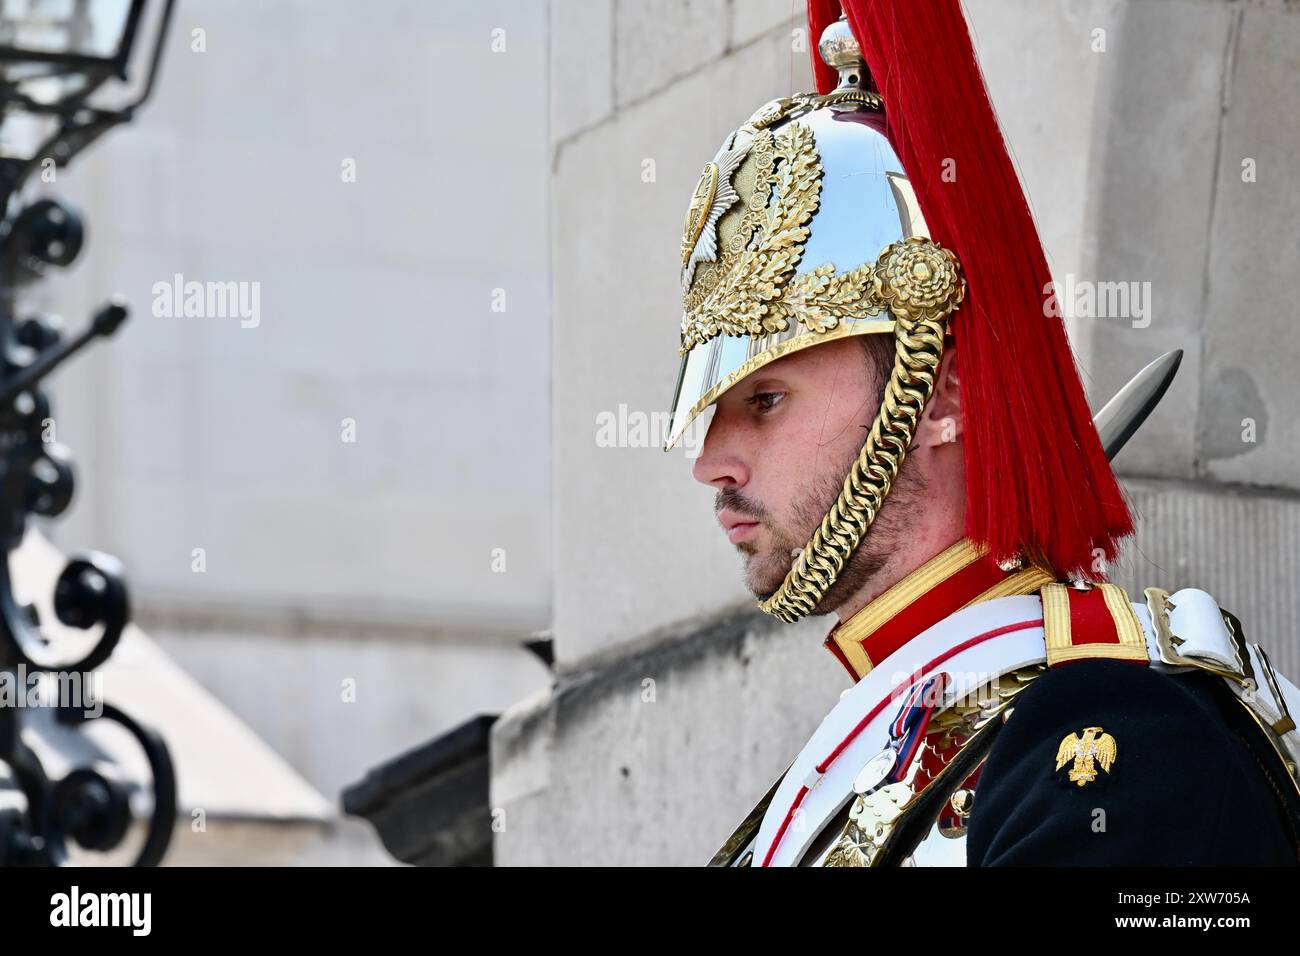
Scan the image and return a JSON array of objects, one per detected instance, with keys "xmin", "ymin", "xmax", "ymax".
[{"xmin": 1134, "ymin": 587, "xmax": 1300, "ymax": 772}]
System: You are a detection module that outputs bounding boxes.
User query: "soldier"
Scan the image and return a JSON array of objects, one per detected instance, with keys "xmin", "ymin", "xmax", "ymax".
[{"xmin": 665, "ymin": 0, "xmax": 1300, "ymax": 866}]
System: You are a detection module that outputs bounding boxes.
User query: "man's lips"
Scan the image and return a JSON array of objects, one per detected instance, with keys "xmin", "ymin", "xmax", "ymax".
[{"xmin": 718, "ymin": 509, "xmax": 761, "ymax": 544}]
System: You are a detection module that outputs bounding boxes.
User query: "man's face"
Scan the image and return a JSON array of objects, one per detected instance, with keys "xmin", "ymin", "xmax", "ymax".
[{"xmin": 692, "ymin": 336, "xmax": 911, "ymax": 609}]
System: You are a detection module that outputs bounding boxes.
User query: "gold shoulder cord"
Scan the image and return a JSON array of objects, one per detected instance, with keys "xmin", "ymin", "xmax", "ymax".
[{"xmin": 759, "ymin": 237, "xmax": 964, "ymax": 622}]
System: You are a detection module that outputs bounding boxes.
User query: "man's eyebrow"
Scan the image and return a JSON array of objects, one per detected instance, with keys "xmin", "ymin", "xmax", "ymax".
[{"xmin": 745, "ymin": 377, "xmax": 790, "ymax": 392}]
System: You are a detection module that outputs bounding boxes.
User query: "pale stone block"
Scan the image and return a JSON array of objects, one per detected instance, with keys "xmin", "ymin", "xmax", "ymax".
[
  {"xmin": 551, "ymin": 0, "xmax": 615, "ymax": 143},
  {"xmin": 1081, "ymin": 0, "xmax": 1236, "ymax": 477},
  {"xmin": 730, "ymin": 0, "xmax": 804, "ymax": 50},
  {"xmin": 614, "ymin": 0, "xmax": 729, "ymax": 107},
  {"xmin": 1198, "ymin": 8, "xmax": 1300, "ymax": 489}
]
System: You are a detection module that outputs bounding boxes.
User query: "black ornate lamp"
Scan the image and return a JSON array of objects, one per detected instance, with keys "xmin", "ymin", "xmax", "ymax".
[
  {"xmin": 0, "ymin": 0, "xmax": 176, "ymax": 867},
  {"xmin": 0, "ymin": 0, "xmax": 176, "ymax": 209}
]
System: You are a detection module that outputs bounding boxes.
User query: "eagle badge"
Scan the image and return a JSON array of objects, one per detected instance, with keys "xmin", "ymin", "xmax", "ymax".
[
  {"xmin": 680, "ymin": 140, "xmax": 748, "ymax": 290},
  {"xmin": 1055, "ymin": 726, "xmax": 1117, "ymax": 787}
]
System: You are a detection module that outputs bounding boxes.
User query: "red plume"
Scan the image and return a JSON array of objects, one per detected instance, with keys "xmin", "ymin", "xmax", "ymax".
[{"xmin": 805, "ymin": 0, "xmax": 1132, "ymax": 575}]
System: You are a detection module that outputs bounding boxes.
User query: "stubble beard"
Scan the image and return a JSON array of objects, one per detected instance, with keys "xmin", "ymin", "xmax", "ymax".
[{"xmin": 732, "ymin": 446, "xmax": 928, "ymax": 617}]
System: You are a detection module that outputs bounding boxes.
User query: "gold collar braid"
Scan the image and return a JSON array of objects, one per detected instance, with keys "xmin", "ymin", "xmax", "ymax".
[{"xmin": 758, "ymin": 237, "xmax": 964, "ymax": 623}]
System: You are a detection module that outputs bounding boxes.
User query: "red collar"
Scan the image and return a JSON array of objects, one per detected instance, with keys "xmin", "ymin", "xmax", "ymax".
[{"xmin": 823, "ymin": 539, "xmax": 1054, "ymax": 681}]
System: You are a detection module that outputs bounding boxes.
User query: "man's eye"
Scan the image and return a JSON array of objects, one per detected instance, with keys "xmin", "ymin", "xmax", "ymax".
[{"xmin": 746, "ymin": 392, "xmax": 785, "ymax": 413}]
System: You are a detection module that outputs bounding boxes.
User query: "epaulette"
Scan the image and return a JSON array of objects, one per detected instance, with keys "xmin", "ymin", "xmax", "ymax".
[
  {"xmin": 1042, "ymin": 580, "xmax": 1300, "ymax": 787},
  {"xmin": 1040, "ymin": 582, "xmax": 1147, "ymax": 667}
]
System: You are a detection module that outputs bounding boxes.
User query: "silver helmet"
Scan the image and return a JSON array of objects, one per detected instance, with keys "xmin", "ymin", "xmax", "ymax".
[{"xmin": 665, "ymin": 18, "xmax": 966, "ymax": 623}]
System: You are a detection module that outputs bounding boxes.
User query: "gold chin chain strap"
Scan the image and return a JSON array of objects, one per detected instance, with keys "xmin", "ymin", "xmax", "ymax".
[{"xmin": 758, "ymin": 237, "xmax": 965, "ymax": 623}]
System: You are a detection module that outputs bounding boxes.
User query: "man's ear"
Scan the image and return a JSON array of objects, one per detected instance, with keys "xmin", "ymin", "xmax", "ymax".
[{"xmin": 915, "ymin": 347, "xmax": 962, "ymax": 450}]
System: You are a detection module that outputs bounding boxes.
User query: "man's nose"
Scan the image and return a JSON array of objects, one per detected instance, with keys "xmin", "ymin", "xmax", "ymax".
[{"xmin": 691, "ymin": 415, "xmax": 750, "ymax": 489}]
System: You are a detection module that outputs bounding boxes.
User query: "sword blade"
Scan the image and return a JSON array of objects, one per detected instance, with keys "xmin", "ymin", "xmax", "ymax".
[{"xmin": 1093, "ymin": 349, "xmax": 1183, "ymax": 461}]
